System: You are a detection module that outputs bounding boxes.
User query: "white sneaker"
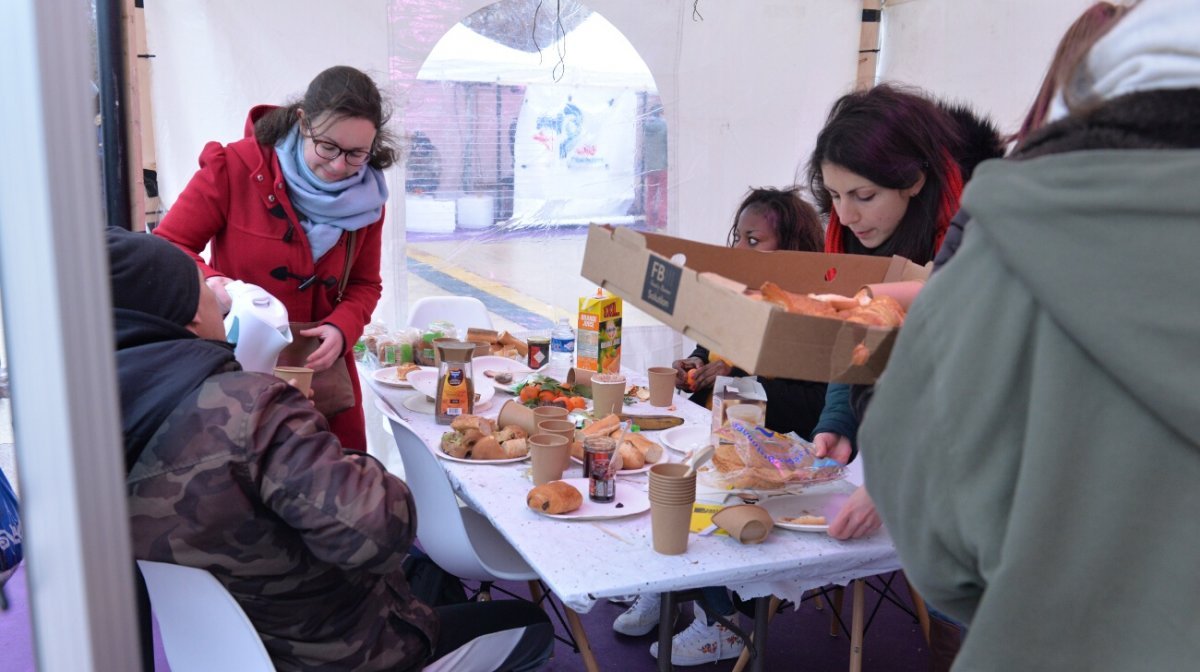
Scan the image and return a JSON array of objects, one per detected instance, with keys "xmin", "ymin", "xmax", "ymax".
[
  {"xmin": 613, "ymin": 593, "xmax": 665, "ymax": 636},
  {"xmin": 649, "ymin": 603, "xmax": 745, "ymax": 666}
]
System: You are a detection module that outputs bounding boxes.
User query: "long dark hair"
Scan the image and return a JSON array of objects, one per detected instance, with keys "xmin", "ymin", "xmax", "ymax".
[
  {"xmin": 807, "ymin": 84, "xmax": 962, "ymax": 265},
  {"xmin": 726, "ymin": 187, "xmax": 823, "ymax": 253},
  {"xmin": 254, "ymin": 65, "xmax": 398, "ymax": 170}
]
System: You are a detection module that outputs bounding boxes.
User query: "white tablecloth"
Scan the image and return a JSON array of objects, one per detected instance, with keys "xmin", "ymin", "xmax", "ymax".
[{"xmin": 365, "ymin": 371, "xmax": 900, "ymax": 614}]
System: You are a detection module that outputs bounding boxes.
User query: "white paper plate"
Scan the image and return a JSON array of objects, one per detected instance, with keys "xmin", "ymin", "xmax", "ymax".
[
  {"xmin": 406, "ymin": 369, "xmax": 496, "ymax": 406},
  {"xmin": 436, "ymin": 449, "xmax": 529, "ymax": 465},
  {"xmin": 472, "ymin": 356, "xmax": 533, "ymax": 391},
  {"xmin": 757, "ymin": 492, "xmax": 850, "ymax": 532},
  {"xmin": 659, "ymin": 425, "xmax": 712, "ymax": 455},
  {"xmin": 401, "ymin": 392, "xmax": 493, "ymax": 415},
  {"xmin": 372, "ymin": 365, "xmax": 433, "ymax": 388},
  {"xmin": 532, "ymin": 478, "xmax": 651, "ymax": 521}
]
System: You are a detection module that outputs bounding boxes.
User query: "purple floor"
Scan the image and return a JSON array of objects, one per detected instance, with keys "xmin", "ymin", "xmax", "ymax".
[{"xmin": 492, "ymin": 574, "xmax": 930, "ymax": 672}]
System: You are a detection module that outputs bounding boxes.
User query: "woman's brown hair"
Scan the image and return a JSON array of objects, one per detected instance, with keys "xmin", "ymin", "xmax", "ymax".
[
  {"xmin": 254, "ymin": 65, "xmax": 398, "ymax": 170},
  {"xmin": 726, "ymin": 187, "xmax": 824, "ymax": 253}
]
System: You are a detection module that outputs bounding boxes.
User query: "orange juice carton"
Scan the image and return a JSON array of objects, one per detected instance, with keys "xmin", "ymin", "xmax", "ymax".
[{"xmin": 577, "ymin": 289, "xmax": 622, "ymax": 374}]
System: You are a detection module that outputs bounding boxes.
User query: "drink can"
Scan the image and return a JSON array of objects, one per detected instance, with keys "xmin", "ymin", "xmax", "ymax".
[{"xmin": 583, "ymin": 436, "xmax": 616, "ymax": 503}]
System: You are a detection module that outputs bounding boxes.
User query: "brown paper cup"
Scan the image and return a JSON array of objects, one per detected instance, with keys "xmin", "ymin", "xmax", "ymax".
[
  {"xmin": 712, "ymin": 504, "xmax": 774, "ymax": 544},
  {"xmin": 529, "ymin": 434, "xmax": 570, "ymax": 485},
  {"xmin": 497, "ymin": 400, "xmax": 537, "ymax": 436},
  {"xmin": 591, "ymin": 379, "xmax": 626, "ymax": 418},
  {"xmin": 566, "ymin": 368, "xmax": 595, "ymax": 390},
  {"xmin": 532, "ymin": 406, "xmax": 569, "ymax": 425},
  {"xmin": 537, "ymin": 420, "xmax": 577, "ymax": 471},
  {"xmin": 647, "ymin": 367, "xmax": 676, "ymax": 407},
  {"xmin": 273, "ymin": 366, "xmax": 314, "ymax": 397},
  {"xmin": 648, "ymin": 462, "xmax": 696, "ymax": 503},
  {"xmin": 651, "ymin": 501, "xmax": 694, "ymax": 555}
]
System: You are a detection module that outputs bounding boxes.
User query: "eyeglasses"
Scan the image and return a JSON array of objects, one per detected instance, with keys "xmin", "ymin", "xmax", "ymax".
[{"xmin": 303, "ymin": 120, "xmax": 373, "ymax": 166}]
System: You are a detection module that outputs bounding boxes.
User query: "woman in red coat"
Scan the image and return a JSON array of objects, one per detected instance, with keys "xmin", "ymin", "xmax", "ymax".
[{"xmin": 156, "ymin": 66, "xmax": 397, "ymax": 449}]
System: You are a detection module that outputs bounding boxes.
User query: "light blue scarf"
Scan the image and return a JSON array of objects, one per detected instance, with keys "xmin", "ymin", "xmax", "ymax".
[{"xmin": 276, "ymin": 124, "xmax": 388, "ymax": 260}]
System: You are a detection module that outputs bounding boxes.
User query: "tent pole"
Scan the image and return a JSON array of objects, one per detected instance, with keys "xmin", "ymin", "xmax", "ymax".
[{"xmin": 857, "ymin": 0, "xmax": 883, "ymax": 90}]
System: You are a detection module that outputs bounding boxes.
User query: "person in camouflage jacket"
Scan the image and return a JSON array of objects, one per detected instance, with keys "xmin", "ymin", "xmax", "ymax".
[{"xmin": 107, "ymin": 227, "xmax": 551, "ymax": 671}]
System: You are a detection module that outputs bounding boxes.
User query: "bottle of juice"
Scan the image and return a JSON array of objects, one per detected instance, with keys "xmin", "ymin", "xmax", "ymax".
[{"xmin": 435, "ymin": 341, "xmax": 476, "ymax": 425}]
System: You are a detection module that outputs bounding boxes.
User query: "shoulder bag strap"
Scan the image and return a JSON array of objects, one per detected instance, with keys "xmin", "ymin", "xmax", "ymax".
[{"xmin": 336, "ymin": 230, "xmax": 357, "ymax": 304}]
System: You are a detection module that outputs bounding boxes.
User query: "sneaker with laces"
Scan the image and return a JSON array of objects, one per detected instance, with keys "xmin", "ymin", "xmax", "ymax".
[
  {"xmin": 613, "ymin": 593, "xmax": 666, "ymax": 636},
  {"xmin": 649, "ymin": 603, "xmax": 745, "ymax": 666}
]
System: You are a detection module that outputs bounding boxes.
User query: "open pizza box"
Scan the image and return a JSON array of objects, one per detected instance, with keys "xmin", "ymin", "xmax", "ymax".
[{"xmin": 580, "ymin": 224, "xmax": 930, "ymax": 384}]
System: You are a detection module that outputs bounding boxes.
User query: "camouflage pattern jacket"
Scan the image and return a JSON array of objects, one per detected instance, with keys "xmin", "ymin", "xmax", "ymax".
[{"xmin": 126, "ymin": 362, "xmax": 437, "ymax": 671}]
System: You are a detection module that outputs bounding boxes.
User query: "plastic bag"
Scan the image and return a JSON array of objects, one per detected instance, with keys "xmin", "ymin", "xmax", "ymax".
[
  {"xmin": 701, "ymin": 420, "xmax": 845, "ymax": 492},
  {"xmin": 1, "ymin": 469, "xmax": 21, "ymax": 576}
]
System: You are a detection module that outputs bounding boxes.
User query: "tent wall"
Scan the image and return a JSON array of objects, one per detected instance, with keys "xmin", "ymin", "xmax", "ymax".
[
  {"xmin": 878, "ymin": 0, "xmax": 1100, "ymax": 132},
  {"xmin": 143, "ymin": 0, "xmax": 1101, "ymax": 328}
]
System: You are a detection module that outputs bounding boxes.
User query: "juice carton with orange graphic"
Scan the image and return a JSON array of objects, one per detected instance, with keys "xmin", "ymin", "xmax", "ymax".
[{"xmin": 577, "ymin": 289, "xmax": 622, "ymax": 374}]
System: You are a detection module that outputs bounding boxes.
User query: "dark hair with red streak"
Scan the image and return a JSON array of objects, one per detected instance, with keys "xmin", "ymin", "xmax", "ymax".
[
  {"xmin": 807, "ymin": 84, "xmax": 963, "ymax": 265},
  {"xmin": 726, "ymin": 187, "xmax": 824, "ymax": 253},
  {"xmin": 254, "ymin": 65, "xmax": 398, "ymax": 170}
]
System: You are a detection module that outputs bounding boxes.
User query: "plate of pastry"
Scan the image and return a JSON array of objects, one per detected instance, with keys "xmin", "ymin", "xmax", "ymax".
[
  {"xmin": 567, "ymin": 432, "xmax": 668, "ymax": 474},
  {"xmin": 526, "ymin": 478, "xmax": 650, "ymax": 521},
  {"xmin": 373, "ymin": 364, "xmax": 427, "ymax": 388},
  {"xmin": 437, "ymin": 418, "xmax": 531, "ymax": 463},
  {"xmin": 757, "ymin": 491, "xmax": 850, "ymax": 532}
]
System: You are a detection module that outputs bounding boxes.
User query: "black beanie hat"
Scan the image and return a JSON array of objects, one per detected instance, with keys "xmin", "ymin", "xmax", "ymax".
[{"xmin": 106, "ymin": 226, "xmax": 200, "ymax": 327}]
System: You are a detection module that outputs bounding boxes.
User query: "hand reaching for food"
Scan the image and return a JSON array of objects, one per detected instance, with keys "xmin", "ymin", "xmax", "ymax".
[
  {"xmin": 827, "ymin": 485, "xmax": 882, "ymax": 540},
  {"xmin": 672, "ymin": 357, "xmax": 704, "ymax": 390},
  {"xmin": 813, "ymin": 432, "xmax": 854, "ymax": 465}
]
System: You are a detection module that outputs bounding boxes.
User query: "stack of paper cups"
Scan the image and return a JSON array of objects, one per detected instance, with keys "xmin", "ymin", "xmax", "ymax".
[{"xmin": 647, "ymin": 463, "xmax": 697, "ymax": 555}]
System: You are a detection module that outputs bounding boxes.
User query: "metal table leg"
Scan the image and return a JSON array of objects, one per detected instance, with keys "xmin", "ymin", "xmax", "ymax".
[{"xmin": 658, "ymin": 591, "xmax": 677, "ymax": 672}]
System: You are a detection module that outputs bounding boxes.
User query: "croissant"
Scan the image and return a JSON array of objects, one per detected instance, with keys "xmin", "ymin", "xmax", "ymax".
[
  {"xmin": 838, "ymin": 295, "xmax": 905, "ymax": 328},
  {"xmin": 760, "ymin": 282, "xmax": 838, "ymax": 317},
  {"xmin": 527, "ymin": 481, "xmax": 583, "ymax": 514}
]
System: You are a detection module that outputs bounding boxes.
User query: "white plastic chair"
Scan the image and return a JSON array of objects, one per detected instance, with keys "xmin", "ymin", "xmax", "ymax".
[
  {"xmin": 136, "ymin": 560, "xmax": 274, "ymax": 672},
  {"xmin": 387, "ymin": 418, "xmax": 600, "ymax": 672},
  {"xmin": 407, "ymin": 296, "xmax": 494, "ymax": 332}
]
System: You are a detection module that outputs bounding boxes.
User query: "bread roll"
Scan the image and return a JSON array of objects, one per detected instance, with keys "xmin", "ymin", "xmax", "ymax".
[
  {"xmin": 501, "ymin": 438, "xmax": 529, "ymax": 458},
  {"xmin": 582, "ymin": 414, "xmax": 621, "ymax": 437},
  {"xmin": 494, "ymin": 425, "xmax": 529, "ymax": 443},
  {"xmin": 471, "ymin": 436, "xmax": 506, "ymax": 460},
  {"xmin": 526, "ymin": 481, "xmax": 583, "ymax": 514},
  {"xmin": 440, "ymin": 432, "xmax": 469, "ymax": 459},
  {"xmin": 626, "ymin": 434, "xmax": 663, "ymax": 464},
  {"xmin": 451, "ymin": 415, "xmax": 493, "ymax": 434},
  {"xmin": 617, "ymin": 441, "xmax": 645, "ymax": 470},
  {"xmin": 570, "ymin": 440, "xmax": 585, "ymax": 462}
]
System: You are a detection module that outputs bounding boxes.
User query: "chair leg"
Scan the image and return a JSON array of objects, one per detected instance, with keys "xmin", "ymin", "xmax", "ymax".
[
  {"xmin": 813, "ymin": 590, "xmax": 825, "ymax": 611},
  {"xmin": 830, "ymin": 586, "xmax": 845, "ymax": 637},
  {"xmin": 563, "ymin": 607, "xmax": 600, "ymax": 672},
  {"xmin": 906, "ymin": 580, "xmax": 932, "ymax": 645},
  {"xmin": 527, "ymin": 580, "xmax": 545, "ymax": 611},
  {"xmin": 477, "ymin": 580, "xmax": 493, "ymax": 602},
  {"xmin": 849, "ymin": 580, "xmax": 865, "ymax": 672},
  {"xmin": 730, "ymin": 596, "xmax": 782, "ymax": 672}
]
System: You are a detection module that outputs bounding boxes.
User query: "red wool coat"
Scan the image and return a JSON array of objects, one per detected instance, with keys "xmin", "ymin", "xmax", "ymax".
[{"xmin": 156, "ymin": 105, "xmax": 383, "ymax": 449}]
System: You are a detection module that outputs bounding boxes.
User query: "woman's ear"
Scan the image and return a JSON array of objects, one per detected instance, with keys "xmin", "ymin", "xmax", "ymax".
[{"xmin": 907, "ymin": 171, "xmax": 927, "ymax": 198}]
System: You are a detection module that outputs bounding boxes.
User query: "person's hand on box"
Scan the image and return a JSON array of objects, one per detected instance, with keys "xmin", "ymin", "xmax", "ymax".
[
  {"xmin": 827, "ymin": 485, "xmax": 882, "ymax": 540},
  {"xmin": 301, "ymin": 324, "xmax": 345, "ymax": 372},
  {"xmin": 689, "ymin": 359, "xmax": 733, "ymax": 392},
  {"xmin": 672, "ymin": 357, "xmax": 704, "ymax": 390},
  {"xmin": 813, "ymin": 432, "xmax": 854, "ymax": 465}
]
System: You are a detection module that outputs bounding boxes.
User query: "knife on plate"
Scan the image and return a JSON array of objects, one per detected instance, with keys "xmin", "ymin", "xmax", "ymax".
[{"xmin": 619, "ymin": 414, "xmax": 685, "ymax": 431}]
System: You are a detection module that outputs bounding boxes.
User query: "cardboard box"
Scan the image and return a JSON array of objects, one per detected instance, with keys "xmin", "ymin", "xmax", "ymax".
[
  {"xmin": 711, "ymin": 377, "xmax": 768, "ymax": 434},
  {"xmin": 576, "ymin": 290, "xmax": 622, "ymax": 374},
  {"xmin": 580, "ymin": 224, "xmax": 929, "ymax": 384}
]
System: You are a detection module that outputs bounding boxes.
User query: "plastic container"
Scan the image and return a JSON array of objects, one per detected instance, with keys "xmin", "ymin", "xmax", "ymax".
[{"xmin": 550, "ymin": 318, "xmax": 576, "ymax": 365}]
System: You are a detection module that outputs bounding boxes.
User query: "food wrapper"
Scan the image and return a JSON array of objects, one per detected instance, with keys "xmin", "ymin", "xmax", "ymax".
[{"xmin": 700, "ymin": 420, "xmax": 845, "ymax": 492}]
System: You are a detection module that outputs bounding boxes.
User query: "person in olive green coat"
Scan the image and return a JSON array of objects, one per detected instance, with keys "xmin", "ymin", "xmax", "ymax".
[{"xmin": 860, "ymin": 2, "xmax": 1200, "ymax": 668}]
